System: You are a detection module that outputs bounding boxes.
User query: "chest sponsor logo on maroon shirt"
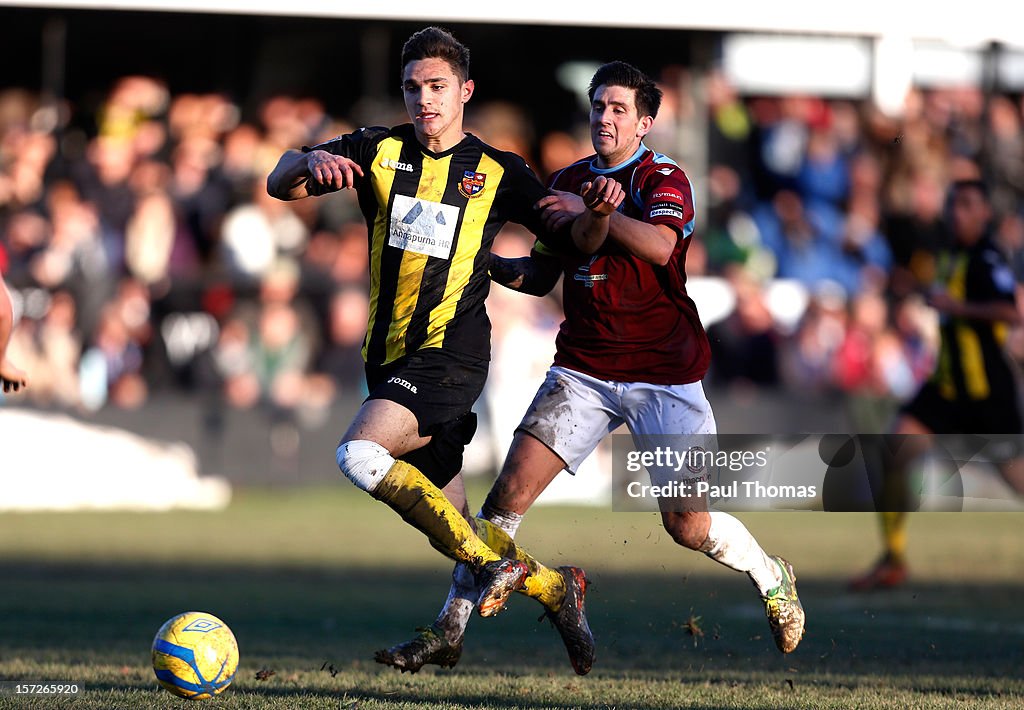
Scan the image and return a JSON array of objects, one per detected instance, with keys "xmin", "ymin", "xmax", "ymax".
[{"xmin": 572, "ymin": 256, "xmax": 608, "ymax": 288}]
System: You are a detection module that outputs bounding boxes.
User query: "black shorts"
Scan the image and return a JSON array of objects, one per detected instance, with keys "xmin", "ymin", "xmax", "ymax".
[
  {"xmin": 901, "ymin": 382, "xmax": 1023, "ymax": 435},
  {"xmin": 364, "ymin": 348, "xmax": 488, "ymax": 487}
]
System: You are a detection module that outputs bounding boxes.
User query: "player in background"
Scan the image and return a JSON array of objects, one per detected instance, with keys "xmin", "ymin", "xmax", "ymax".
[
  {"xmin": 377, "ymin": 61, "xmax": 805, "ymax": 676},
  {"xmin": 268, "ymin": 27, "xmax": 615, "ymax": 651},
  {"xmin": 0, "ymin": 272, "xmax": 28, "ymax": 393},
  {"xmin": 850, "ymin": 179, "xmax": 1024, "ymax": 590}
]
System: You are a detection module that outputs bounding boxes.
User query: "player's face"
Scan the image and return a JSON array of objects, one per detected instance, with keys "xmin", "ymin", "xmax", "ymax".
[
  {"xmin": 950, "ymin": 187, "xmax": 991, "ymax": 243},
  {"xmin": 590, "ymin": 84, "xmax": 654, "ymax": 168},
  {"xmin": 402, "ymin": 58, "xmax": 474, "ymax": 151}
]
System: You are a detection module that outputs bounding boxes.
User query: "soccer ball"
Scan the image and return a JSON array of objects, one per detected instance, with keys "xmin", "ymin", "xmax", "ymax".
[{"xmin": 151, "ymin": 611, "xmax": 239, "ymax": 699}]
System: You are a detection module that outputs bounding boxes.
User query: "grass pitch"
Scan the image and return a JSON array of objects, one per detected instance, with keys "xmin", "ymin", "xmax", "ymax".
[{"xmin": 1, "ymin": 483, "xmax": 1023, "ymax": 708}]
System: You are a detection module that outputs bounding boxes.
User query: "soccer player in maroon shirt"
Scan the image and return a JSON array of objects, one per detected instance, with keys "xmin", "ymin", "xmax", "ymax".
[{"xmin": 376, "ymin": 61, "xmax": 805, "ymax": 675}]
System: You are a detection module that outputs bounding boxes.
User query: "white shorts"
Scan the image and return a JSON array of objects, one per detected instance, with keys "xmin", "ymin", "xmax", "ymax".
[{"xmin": 517, "ymin": 365, "xmax": 717, "ymax": 475}]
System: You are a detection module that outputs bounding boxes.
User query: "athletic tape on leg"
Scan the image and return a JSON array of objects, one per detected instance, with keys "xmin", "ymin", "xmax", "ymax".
[
  {"xmin": 479, "ymin": 501, "xmax": 523, "ymax": 538},
  {"xmin": 336, "ymin": 440, "xmax": 395, "ymax": 493}
]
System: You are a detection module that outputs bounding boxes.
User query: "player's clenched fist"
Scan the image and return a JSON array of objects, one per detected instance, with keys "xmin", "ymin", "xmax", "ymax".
[
  {"xmin": 580, "ymin": 176, "xmax": 624, "ymax": 216},
  {"xmin": 306, "ymin": 150, "xmax": 364, "ymax": 193}
]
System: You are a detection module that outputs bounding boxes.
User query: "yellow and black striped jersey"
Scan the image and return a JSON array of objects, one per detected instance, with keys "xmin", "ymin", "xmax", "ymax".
[
  {"xmin": 306, "ymin": 124, "xmax": 564, "ymax": 367},
  {"xmin": 931, "ymin": 236, "xmax": 1018, "ymax": 401}
]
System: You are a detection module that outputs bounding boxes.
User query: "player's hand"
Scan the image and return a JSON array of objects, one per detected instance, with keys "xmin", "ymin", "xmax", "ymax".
[
  {"xmin": 0, "ymin": 357, "xmax": 28, "ymax": 393},
  {"xmin": 535, "ymin": 190, "xmax": 585, "ymax": 232},
  {"xmin": 580, "ymin": 176, "xmax": 624, "ymax": 217},
  {"xmin": 306, "ymin": 150, "xmax": 364, "ymax": 192}
]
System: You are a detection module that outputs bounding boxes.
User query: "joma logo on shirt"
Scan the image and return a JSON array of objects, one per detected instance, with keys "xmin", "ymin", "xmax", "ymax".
[
  {"xmin": 381, "ymin": 157, "xmax": 414, "ymax": 172},
  {"xmin": 387, "ymin": 377, "xmax": 418, "ymax": 394}
]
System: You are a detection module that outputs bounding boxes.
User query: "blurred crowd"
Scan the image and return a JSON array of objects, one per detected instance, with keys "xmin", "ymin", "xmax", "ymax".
[
  {"xmin": 698, "ymin": 75, "xmax": 1024, "ymax": 430},
  {"xmin": 0, "ymin": 78, "xmax": 376, "ymax": 441},
  {"xmin": 2, "ymin": 69, "xmax": 1024, "ymax": 441}
]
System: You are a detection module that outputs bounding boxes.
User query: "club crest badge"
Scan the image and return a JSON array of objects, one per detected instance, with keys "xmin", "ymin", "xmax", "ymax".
[{"xmin": 459, "ymin": 170, "xmax": 486, "ymax": 198}]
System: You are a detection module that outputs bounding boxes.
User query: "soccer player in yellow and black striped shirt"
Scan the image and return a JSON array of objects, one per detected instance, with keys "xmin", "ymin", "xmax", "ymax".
[
  {"xmin": 268, "ymin": 27, "xmax": 615, "ymax": 667},
  {"xmin": 851, "ymin": 179, "xmax": 1024, "ymax": 590}
]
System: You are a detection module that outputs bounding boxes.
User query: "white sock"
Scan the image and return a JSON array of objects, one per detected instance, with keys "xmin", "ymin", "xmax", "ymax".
[
  {"xmin": 480, "ymin": 502, "xmax": 523, "ymax": 538},
  {"xmin": 432, "ymin": 505, "xmax": 524, "ymax": 643},
  {"xmin": 434, "ymin": 562, "xmax": 476, "ymax": 644},
  {"xmin": 699, "ymin": 512, "xmax": 782, "ymax": 595}
]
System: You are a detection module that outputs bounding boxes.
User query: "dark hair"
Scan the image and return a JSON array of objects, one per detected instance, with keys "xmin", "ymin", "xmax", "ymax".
[
  {"xmin": 950, "ymin": 178, "xmax": 990, "ymax": 202},
  {"xmin": 587, "ymin": 61, "xmax": 662, "ymax": 119},
  {"xmin": 401, "ymin": 27, "xmax": 470, "ymax": 83}
]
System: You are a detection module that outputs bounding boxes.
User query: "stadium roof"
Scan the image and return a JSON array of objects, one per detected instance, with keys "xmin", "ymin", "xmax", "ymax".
[{"xmin": 5, "ymin": 0, "xmax": 1024, "ymax": 48}]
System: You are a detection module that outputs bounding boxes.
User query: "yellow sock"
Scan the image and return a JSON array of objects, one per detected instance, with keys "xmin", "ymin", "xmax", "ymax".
[
  {"xmin": 474, "ymin": 518, "xmax": 566, "ymax": 612},
  {"xmin": 372, "ymin": 460, "xmax": 501, "ymax": 567},
  {"xmin": 878, "ymin": 465, "xmax": 910, "ymax": 565},
  {"xmin": 880, "ymin": 511, "xmax": 907, "ymax": 564}
]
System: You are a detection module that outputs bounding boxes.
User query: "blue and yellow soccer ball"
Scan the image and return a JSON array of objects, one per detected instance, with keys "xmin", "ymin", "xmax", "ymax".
[{"xmin": 151, "ymin": 611, "xmax": 239, "ymax": 700}]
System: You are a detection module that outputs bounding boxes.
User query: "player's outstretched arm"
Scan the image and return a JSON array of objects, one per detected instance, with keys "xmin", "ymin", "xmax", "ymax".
[
  {"xmin": 572, "ymin": 176, "xmax": 624, "ymax": 254},
  {"xmin": 267, "ymin": 149, "xmax": 364, "ymax": 201},
  {"xmin": 927, "ymin": 292, "xmax": 1021, "ymax": 324},
  {"xmin": 489, "ymin": 250, "xmax": 561, "ymax": 297},
  {"xmin": 0, "ymin": 276, "xmax": 27, "ymax": 393}
]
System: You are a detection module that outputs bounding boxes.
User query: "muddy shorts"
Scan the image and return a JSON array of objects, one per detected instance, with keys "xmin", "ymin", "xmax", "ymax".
[{"xmin": 516, "ymin": 365, "xmax": 716, "ymax": 474}]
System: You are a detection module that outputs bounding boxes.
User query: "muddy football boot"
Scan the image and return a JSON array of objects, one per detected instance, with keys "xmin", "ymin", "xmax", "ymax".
[
  {"xmin": 545, "ymin": 566, "xmax": 595, "ymax": 675},
  {"xmin": 374, "ymin": 625, "xmax": 462, "ymax": 673},
  {"xmin": 476, "ymin": 558, "xmax": 529, "ymax": 617},
  {"xmin": 762, "ymin": 556, "xmax": 805, "ymax": 654}
]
